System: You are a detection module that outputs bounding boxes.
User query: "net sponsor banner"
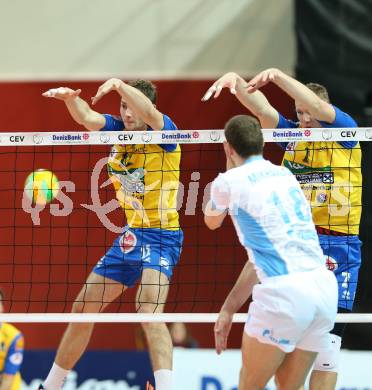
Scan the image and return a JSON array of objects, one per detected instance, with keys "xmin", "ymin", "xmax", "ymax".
[
  {"xmin": 0, "ymin": 130, "xmax": 224, "ymax": 146},
  {"xmin": 0, "ymin": 128, "xmax": 370, "ymax": 146},
  {"xmin": 265, "ymin": 128, "xmax": 372, "ymax": 142}
]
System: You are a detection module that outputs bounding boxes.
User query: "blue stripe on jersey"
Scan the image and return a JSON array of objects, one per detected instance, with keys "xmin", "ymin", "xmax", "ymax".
[
  {"xmin": 4, "ymin": 333, "xmax": 23, "ymax": 374},
  {"xmin": 235, "ymin": 207, "xmax": 289, "ymax": 277}
]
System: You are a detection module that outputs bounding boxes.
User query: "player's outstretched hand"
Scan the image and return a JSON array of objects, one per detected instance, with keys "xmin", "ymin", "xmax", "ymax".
[
  {"xmin": 42, "ymin": 87, "xmax": 81, "ymax": 101},
  {"xmin": 214, "ymin": 310, "xmax": 233, "ymax": 355},
  {"xmin": 201, "ymin": 72, "xmax": 239, "ymax": 102},
  {"xmin": 246, "ymin": 68, "xmax": 281, "ymax": 93},
  {"xmin": 91, "ymin": 78, "xmax": 122, "ymax": 105}
]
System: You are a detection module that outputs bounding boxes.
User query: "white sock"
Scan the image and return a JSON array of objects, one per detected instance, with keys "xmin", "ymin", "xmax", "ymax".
[
  {"xmin": 44, "ymin": 362, "xmax": 70, "ymax": 390},
  {"xmin": 154, "ymin": 369, "xmax": 172, "ymax": 390}
]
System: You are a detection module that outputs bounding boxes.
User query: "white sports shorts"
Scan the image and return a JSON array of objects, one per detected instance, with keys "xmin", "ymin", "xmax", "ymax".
[{"xmin": 244, "ymin": 267, "xmax": 338, "ymax": 353}]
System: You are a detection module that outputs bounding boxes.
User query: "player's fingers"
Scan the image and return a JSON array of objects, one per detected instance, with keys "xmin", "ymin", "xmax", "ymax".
[
  {"xmin": 72, "ymin": 89, "xmax": 82, "ymax": 97},
  {"xmin": 201, "ymin": 85, "xmax": 216, "ymax": 102},
  {"xmin": 226, "ymin": 78, "xmax": 237, "ymax": 95},
  {"xmin": 213, "ymin": 84, "xmax": 223, "ymax": 98},
  {"xmin": 42, "ymin": 87, "xmax": 67, "ymax": 98},
  {"xmin": 214, "ymin": 329, "xmax": 223, "ymax": 354},
  {"xmin": 246, "ymin": 83, "xmax": 257, "ymax": 93},
  {"xmin": 91, "ymin": 89, "xmax": 104, "ymax": 105},
  {"xmin": 42, "ymin": 88, "xmax": 57, "ymax": 98}
]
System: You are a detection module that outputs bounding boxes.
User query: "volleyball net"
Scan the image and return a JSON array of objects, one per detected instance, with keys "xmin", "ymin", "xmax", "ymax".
[{"xmin": 0, "ymin": 128, "xmax": 371, "ymax": 323}]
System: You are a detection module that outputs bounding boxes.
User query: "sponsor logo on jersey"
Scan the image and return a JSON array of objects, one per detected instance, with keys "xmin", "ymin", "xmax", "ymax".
[
  {"xmin": 262, "ymin": 329, "xmax": 290, "ymax": 345},
  {"xmin": 120, "ymin": 230, "xmax": 137, "ymax": 254},
  {"xmin": 294, "ymin": 172, "xmax": 334, "ymax": 185},
  {"xmin": 160, "ymin": 257, "xmax": 170, "ymax": 270},
  {"xmin": 317, "ymin": 192, "xmax": 328, "ymax": 203},
  {"xmin": 325, "ymin": 256, "xmax": 338, "ymax": 271},
  {"xmin": 9, "ymin": 351, "xmax": 23, "ymax": 365}
]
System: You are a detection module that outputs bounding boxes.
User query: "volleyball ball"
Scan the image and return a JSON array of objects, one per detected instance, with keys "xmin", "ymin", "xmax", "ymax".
[{"xmin": 24, "ymin": 169, "xmax": 59, "ymax": 205}]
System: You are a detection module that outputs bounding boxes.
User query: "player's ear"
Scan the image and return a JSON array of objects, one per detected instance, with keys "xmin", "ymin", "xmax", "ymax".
[{"xmin": 223, "ymin": 142, "xmax": 233, "ymax": 158}]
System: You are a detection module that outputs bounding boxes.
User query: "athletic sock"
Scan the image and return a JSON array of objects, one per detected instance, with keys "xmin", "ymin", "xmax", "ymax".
[
  {"xmin": 43, "ymin": 362, "xmax": 69, "ymax": 390},
  {"xmin": 154, "ymin": 369, "xmax": 172, "ymax": 390}
]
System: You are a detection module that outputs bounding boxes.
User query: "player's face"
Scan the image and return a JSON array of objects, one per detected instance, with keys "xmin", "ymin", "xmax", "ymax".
[
  {"xmin": 120, "ymin": 100, "xmax": 147, "ymax": 131},
  {"xmin": 0, "ymin": 300, "xmax": 3, "ymax": 313},
  {"xmin": 296, "ymin": 103, "xmax": 321, "ymax": 128}
]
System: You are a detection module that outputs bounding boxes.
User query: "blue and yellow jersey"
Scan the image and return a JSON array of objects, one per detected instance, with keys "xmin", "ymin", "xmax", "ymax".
[
  {"xmin": 278, "ymin": 106, "xmax": 362, "ymax": 234},
  {"xmin": 0, "ymin": 323, "xmax": 24, "ymax": 390},
  {"xmin": 102, "ymin": 114, "xmax": 181, "ymax": 230}
]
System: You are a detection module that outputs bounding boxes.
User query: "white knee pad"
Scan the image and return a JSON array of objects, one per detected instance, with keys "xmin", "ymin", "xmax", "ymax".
[{"xmin": 313, "ymin": 334, "xmax": 342, "ymax": 372}]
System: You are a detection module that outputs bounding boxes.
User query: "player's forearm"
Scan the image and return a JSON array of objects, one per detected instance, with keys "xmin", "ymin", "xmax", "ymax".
[
  {"xmin": 114, "ymin": 80, "xmax": 159, "ymax": 125},
  {"xmin": 235, "ymin": 75, "xmax": 278, "ymax": 128},
  {"xmin": 271, "ymin": 70, "xmax": 324, "ymax": 117},
  {"xmin": 65, "ymin": 97, "xmax": 104, "ymax": 131},
  {"xmin": 221, "ymin": 261, "xmax": 258, "ymax": 315}
]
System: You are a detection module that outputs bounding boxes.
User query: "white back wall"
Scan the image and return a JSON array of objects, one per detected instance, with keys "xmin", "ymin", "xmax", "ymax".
[{"xmin": 0, "ymin": 0, "xmax": 295, "ymax": 80}]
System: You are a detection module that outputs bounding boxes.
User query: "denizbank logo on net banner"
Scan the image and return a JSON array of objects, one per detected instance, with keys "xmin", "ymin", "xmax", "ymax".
[
  {"xmin": 161, "ymin": 131, "xmax": 200, "ymax": 143},
  {"xmin": 52, "ymin": 133, "xmax": 90, "ymax": 143},
  {"xmin": 272, "ymin": 129, "xmax": 311, "ymax": 139}
]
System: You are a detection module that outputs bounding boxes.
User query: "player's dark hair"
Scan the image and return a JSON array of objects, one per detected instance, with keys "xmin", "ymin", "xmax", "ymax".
[
  {"xmin": 224, "ymin": 115, "xmax": 264, "ymax": 158},
  {"xmin": 306, "ymin": 82, "xmax": 330, "ymax": 103},
  {"xmin": 128, "ymin": 79, "xmax": 157, "ymax": 104},
  {"xmin": 0, "ymin": 288, "xmax": 4, "ymax": 301}
]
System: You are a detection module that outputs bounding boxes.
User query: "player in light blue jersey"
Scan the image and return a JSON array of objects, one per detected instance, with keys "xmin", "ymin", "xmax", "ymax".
[{"xmin": 204, "ymin": 115, "xmax": 338, "ymax": 389}]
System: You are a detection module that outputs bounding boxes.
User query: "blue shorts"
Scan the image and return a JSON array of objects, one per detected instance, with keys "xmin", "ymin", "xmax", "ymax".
[
  {"xmin": 318, "ymin": 234, "xmax": 362, "ymax": 311},
  {"xmin": 93, "ymin": 227, "xmax": 183, "ymax": 288}
]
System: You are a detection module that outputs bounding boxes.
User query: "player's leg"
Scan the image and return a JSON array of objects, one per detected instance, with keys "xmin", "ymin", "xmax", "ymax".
[
  {"xmin": 275, "ymin": 348, "xmax": 317, "ymax": 390},
  {"xmin": 309, "ymin": 235, "xmax": 362, "ymax": 389},
  {"xmin": 307, "ymin": 323, "xmax": 343, "ymax": 390},
  {"xmin": 43, "ymin": 272, "xmax": 125, "ymax": 390},
  {"xmin": 136, "ymin": 268, "xmax": 172, "ymax": 390},
  {"xmin": 133, "ymin": 228, "xmax": 183, "ymax": 390},
  {"xmin": 239, "ymin": 333, "xmax": 286, "ymax": 389}
]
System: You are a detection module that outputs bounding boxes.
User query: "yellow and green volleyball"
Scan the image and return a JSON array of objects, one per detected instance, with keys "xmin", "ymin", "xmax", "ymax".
[{"xmin": 24, "ymin": 169, "xmax": 59, "ymax": 205}]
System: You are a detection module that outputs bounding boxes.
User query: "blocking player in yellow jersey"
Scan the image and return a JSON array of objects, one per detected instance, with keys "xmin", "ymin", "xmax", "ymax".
[
  {"xmin": 203, "ymin": 69, "xmax": 362, "ymax": 390},
  {"xmin": 41, "ymin": 79, "xmax": 183, "ymax": 390},
  {"xmin": 0, "ymin": 289, "xmax": 24, "ymax": 390}
]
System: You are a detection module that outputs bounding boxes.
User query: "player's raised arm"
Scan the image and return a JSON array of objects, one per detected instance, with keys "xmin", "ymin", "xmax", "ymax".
[
  {"xmin": 202, "ymin": 72, "xmax": 279, "ymax": 129},
  {"xmin": 91, "ymin": 78, "xmax": 164, "ymax": 130},
  {"xmin": 247, "ymin": 68, "xmax": 336, "ymax": 123},
  {"xmin": 42, "ymin": 87, "xmax": 105, "ymax": 131}
]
